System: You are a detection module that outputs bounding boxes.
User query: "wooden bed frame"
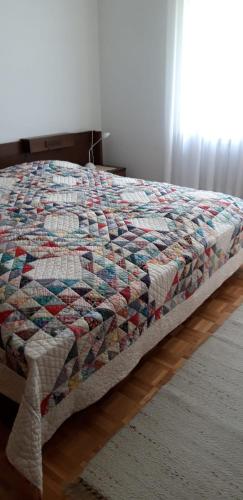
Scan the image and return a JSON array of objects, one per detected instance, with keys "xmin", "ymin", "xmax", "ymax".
[{"xmin": 0, "ymin": 130, "xmax": 103, "ymax": 170}]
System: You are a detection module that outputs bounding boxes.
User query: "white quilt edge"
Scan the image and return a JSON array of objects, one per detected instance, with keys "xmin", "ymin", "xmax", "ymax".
[{"xmin": 5, "ymin": 249, "xmax": 243, "ymax": 492}]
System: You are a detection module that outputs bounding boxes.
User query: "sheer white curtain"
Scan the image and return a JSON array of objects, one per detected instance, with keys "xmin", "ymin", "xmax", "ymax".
[{"xmin": 163, "ymin": 0, "xmax": 243, "ymax": 197}]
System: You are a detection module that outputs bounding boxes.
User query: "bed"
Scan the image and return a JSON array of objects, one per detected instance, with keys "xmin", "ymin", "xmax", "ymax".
[{"xmin": 0, "ymin": 134, "xmax": 243, "ymax": 493}]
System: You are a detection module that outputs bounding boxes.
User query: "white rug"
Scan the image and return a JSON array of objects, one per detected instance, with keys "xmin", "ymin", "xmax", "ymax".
[{"xmin": 67, "ymin": 305, "xmax": 243, "ymax": 500}]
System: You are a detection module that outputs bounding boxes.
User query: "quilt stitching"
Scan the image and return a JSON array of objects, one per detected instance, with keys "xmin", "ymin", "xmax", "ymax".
[{"xmin": 0, "ymin": 160, "xmax": 243, "ymax": 415}]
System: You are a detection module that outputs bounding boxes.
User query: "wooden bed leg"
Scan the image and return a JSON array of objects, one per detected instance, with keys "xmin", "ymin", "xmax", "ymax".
[
  {"xmin": 0, "ymin": 453, "xmax": 42, "ymax": 500},
  {"xmin": 27, "ymin": 484, "xmax": 42, "ymax": 500},
  {"xmin": 13, "ymin": 475, "xmax": 42, "ymax": 500},
  {"xmin": 11, "ymin": 475, "xmax": 42, "ymax": 500}
]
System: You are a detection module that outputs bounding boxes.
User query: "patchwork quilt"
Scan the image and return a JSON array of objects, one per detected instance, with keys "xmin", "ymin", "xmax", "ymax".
[{"xmin": 0, "ymin": 160, "xmax": 243, "ymax": 490}]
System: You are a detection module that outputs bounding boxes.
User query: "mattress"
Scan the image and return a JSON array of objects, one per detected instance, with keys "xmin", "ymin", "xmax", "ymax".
[{"xmin": 0, "ymin": 160, "xmax": 242, "ymax": 491}]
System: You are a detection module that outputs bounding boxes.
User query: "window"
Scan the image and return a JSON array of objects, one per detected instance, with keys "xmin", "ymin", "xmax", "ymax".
[{"xmin": 179, "ymin": 0, "xmax": 243, "ymax": 141}]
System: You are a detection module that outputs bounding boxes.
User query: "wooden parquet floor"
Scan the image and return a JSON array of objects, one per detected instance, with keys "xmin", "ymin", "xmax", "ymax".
[{"xmin": 1, "ymin": 267, "xmax": 243, "ymax": 500}]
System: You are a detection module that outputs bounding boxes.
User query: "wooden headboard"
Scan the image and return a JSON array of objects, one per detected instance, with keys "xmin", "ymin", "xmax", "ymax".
[{"xmin": 0, "ymin": 130, "xmax": 103, "ymax": 170}]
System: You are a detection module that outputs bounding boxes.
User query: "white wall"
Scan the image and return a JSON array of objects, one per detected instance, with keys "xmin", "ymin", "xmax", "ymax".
[
  {"xmin": 0, "ymin": 0, "xmax": 101, "ymax": 142},
  {"xmin": 98, "ymin": 0, "xmax": 167, "ymax": 180}
]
